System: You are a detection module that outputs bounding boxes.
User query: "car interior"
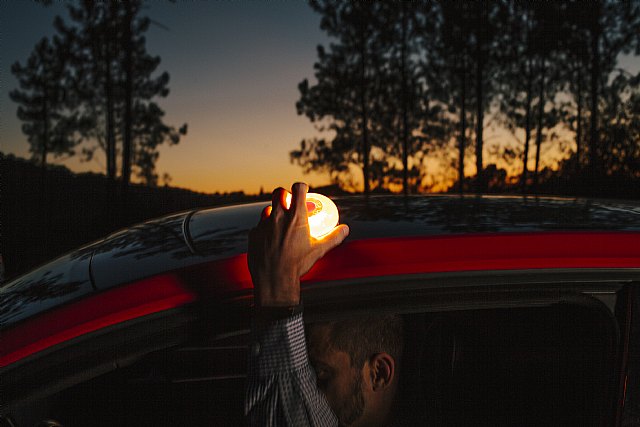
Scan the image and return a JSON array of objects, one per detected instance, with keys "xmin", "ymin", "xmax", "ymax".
[
  {"xmin": 2, "ymin": 282, "xmax": 634, "ymax": 427},
  {"xmin": 401, "ymin": 304, "xmax": 618, "ymax": 426}
]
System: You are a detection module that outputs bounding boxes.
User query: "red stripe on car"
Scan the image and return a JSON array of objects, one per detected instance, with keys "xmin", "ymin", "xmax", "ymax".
[
  {"xmin": 0, "ymin": 274, "xmax": 195, "ymax": 368},
  {"xmin": 2, "ymin": 231, "xmax": 639, "ymax": 368}
]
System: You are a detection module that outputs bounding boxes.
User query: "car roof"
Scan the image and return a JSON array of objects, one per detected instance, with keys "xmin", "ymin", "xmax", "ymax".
[
  {"xmin": 2, "ymin": 194, "xmax": 637, "ymax": 316},
  {"xmin": 189, "ymin": 194, "xmax": 640, "ymax": 255},
  {"xmin": 80, "ymin": 194, "xmax": 640, "ymax": 287},
  {"xmin": 6, "ymin": 194, "xmax": 640, "ymax": 300}
]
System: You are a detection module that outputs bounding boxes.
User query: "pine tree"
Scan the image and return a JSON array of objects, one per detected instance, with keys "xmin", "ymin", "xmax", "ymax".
[
  {"xmin": 293, "ymin": 1, "xmax": 383, "ymax": 194},
  {"xmin": 579, "ymin": 0, "xmax": 639, "ymax": 188},
  {"xmin": 294, "ymin": 1, "xmax": 439, "ymax": 194},
  {"xmin": 54, "ymin": 0, "xmax": 187, "ymax": 186},
  {"xmin": 374, "ymin": 1, "xmax": 434, "ymax": 194},
  {"xmin": 438, "ymin": 1, "xmax": 478, "ymax": 194},
  {"xmin": 54, "ymin": 1, "xmax": 118, "ymax": 179},
  {"xmin": 598, "ymin": 70, "xmax": 640, "ymax": 181},
  {"xmin": 10, "ymin": 36, "xmax": 89, "ymax": 169}
]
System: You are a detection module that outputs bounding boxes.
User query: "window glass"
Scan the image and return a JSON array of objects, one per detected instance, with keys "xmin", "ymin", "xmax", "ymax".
[
  {"xmin": 303, "ymin": 299, "xmax": 619, "ymax": 426},
  {"xmin": 410, "ymin": 305, "xmax": 616, "ymax": 426},
  {"xmin": 14, "ymin": 291, "xmax": 623, "ymax": 426},
  {"xmin": 47, "ymin": 332, "xmax": 249, "ymax": 426}
]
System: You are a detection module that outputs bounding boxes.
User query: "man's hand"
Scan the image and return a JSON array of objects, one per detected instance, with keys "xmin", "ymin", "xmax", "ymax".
[{"xmin": 248, "ymin": 182, "xmax": 350, "ymax": 307}]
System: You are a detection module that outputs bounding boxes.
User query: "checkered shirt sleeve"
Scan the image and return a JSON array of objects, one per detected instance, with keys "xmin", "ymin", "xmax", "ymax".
[{"xmin": 245, "ymin": 313, "xmax": 339, "ymax": 426}]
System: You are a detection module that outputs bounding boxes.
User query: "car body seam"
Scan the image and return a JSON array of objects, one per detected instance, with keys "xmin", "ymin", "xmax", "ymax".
[
  {"xmin": 88, "ymin": 250, "xmax": 97, "ymax": 291},
  {"xmin": 182, "ymin": 210, "xmax": 198, "ymax": 255}
]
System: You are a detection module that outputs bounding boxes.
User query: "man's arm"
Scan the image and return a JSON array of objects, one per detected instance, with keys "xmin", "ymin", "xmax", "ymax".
[{"xmin": 244, "ymin": 183, "xmax": 349, "ymax": 426}]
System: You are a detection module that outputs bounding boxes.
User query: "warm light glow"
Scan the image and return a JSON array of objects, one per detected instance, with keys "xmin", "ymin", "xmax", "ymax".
[{"xmin": 284, "ymin": 192, "xmax": 339, "ymax": 239}]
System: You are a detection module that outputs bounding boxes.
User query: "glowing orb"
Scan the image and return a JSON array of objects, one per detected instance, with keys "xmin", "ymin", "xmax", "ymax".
[{"xmin": 284, "ymin": 192, "xmax": 339, "ymax": 238}]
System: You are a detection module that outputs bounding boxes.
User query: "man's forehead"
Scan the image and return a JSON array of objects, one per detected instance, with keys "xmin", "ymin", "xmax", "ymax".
[
  {"xmin": 308, "ymin": 323, "xmax": 357, "ymax": 373},
  {"xmin": 307, "ymin": 323, "xmax": 332, "ymax": 350},
  {"xmin": 307, "ymin": 323, "xmax": 344, "ymax": 361}
]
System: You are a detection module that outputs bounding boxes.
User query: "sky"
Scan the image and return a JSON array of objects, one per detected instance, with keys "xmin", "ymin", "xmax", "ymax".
[
  {"xmin": 2, "ymin": 2, "xmax": 639, "ymax": 195},
  {"xmin": 1, "ymin": 0, "xmax": 331, "ymax": 194}
]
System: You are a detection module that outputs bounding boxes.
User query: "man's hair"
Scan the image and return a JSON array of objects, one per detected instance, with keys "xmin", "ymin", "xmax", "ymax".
[{"xmin": 320, "ymin": 314, "xmax": 404, "ymax": 369}]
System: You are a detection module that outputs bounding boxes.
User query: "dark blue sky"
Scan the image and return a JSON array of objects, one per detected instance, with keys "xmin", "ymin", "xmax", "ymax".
[{"xmin": 1, "ymin": 0, "xmax": 330, "ymax": 193}]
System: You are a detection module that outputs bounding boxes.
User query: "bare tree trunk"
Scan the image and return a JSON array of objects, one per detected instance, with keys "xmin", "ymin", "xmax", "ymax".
[
  {"xmin": 359, "ymin": 21, "xmax": 370, "ymax": 196},
  {"xmin": 105, "ymin": 1, "xmax": 116, "ymax": 180},
  {"xmin": 521, "ymin": 58, "xmax": 533, "ymax": 193},
  {"xmin": 458, "ymin": 66, "xmax": 466, "ymax": 194},
  {"xmin": 121, "ymin": 1, "xmax": 134, "ymax": 218},
  {"xmin": 42, "ymin": 102, "xmax": 49, "ymax": 170},
  {"xmin": 576, "ymin": 67, "xmax": 583, "ymax": 173},
  {"xmin": 520, "ymin": 12, "xmax": 532, "ymax": 194},
  {"xmin": 41, "ymin": 99, "xmax": 50, "ymax": 256},
  {"xmin": 105, "ymin": 58, "xmax": 115, "ymax": 179},
  {"xmin": 400, "ymin": 2, "xmax": 409, "ymax": 196},
  {"xmin": 588, "ymin": 1, "xmax": 601, "ymax": 183},
  {"xmin": 103, "ymin": 2, "xmax": 118, "ymax": 230},
  {"xmin": 474, "ymin": 42, "xmax": 484, "ymax": 194},
  {"xmin": 533, "ymin": 62, "xmax": 546, "ymax": 193},
  {"xmin": 474, "ymin": 2, "xmax": 487, "ymax": 194}
]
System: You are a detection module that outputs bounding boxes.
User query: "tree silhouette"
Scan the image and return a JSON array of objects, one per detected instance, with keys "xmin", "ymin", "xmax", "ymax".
[
  {"xmin": 293, "ymin": 1, "xmax": 383, "ymax": 194},
  {"xmin": 53, "ymin": 0, "xmax": 187, "ymax": 187},
  {"xmin": 53, "ymin": 2, "xmax": 118, "ymax": 179},
  {"xmin": 10, "ymin": 37, "xmax": 90, "ymax": 169},
  {"xmin": 467, "ymin": 1, "xmax": 507, "ymax": 194},
  {"xmin": 293, "ymin": 42, "xmax": 361, "ymax": 189},
  {"xmin": 438, "ymin": 1, "xmax": 478, "ymax": 194},
  {"xmin": 437, "ymin": 1, "xmax": 502, "ymax": 194},
  {"xmin": 374, "ymin": 1, "xmax": 425, "ymax": 194},
  {"xmin": 599, "ymin": 70, "xmax": 640, "ymax": 180},
  {"xmin": 494, "ymin": 1, "xmax": 548, "ymax": 193},
  {"xmin": 582, "ymin": 1, "xmax": 640, "ymax": 184},
  {"xmin": 294, "ymin": 1, "xmax": 443, "ymax": 194},
  {"xmin": 559, "ymin": 2, "xmax": 591, "ymax": 175}
]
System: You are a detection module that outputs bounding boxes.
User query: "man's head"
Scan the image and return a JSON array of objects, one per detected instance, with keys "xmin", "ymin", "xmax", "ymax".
[{"xmin": 306, "ymin": 314, "xmax": 403, "ymax": 427}]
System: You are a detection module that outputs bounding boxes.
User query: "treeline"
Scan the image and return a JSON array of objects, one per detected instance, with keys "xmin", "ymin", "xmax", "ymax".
[
  {"xmin": 293, "ymin": 0, "xmax": 640, "ymax": 196},
  {"xmin": 1, "ymin": 153, "xmax": 252, "ymax": 281},
  {"xmin": 10, "ymin": 0, "xmax": 186, "ymax": 189}
]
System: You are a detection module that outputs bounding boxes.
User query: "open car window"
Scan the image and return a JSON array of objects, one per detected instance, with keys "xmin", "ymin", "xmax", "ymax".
[
  {"xmin": 398, "ymin": 304, "xmax": 619, "ymax": 426},
  {"xmin": 7, "ymin": 331, "xmax": 250, "ymax": 427},
  {"xmin": 4, "ymin": 280, "xmax": 636, "ymax": 427}
]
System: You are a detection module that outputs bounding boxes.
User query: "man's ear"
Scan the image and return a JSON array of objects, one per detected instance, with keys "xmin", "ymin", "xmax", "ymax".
[{"xmin": 369, "ymin": 353, "xmax": 395, "ymax": 391}]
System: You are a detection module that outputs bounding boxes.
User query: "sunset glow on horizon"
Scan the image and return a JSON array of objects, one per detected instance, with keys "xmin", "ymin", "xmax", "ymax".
[
  {"xmin": 2, "ymin": 2, "xmax": 638, "ymax": 195},
  {"xmin": 1, "ymin": 1, "xmax": 333, "ymax": 195}
]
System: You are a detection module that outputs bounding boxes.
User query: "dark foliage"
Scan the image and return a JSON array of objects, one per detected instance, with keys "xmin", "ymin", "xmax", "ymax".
[
  {"xmin": 296, "ymin": 0, "xmax": 640, "ymax": 197},
  {"xmin": 0, "ymin": 153, "xmax": 255, "ymax": 281},
  {"xmin": 14, "ymin": 0, "xmax": 187, "ymax": 186},
  {"xmin": 10, "ymin": 37, "xmax": 92, "ymax": 169}
]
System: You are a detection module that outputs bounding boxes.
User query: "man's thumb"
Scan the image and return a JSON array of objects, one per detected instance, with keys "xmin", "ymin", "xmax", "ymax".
[{"xmin": 316, "ymin": 224, "xmax": 350, "ymax": 256}]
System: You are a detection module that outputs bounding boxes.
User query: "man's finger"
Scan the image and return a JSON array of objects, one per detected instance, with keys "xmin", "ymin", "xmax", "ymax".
[
  {"xmin": 290, "ymin": 182, "xmax": 309, "ymax": 220},
  {"xmin": 261, "ymin": 205, "xmax": 272, "ymax": 220},
  {"xmin": 314, "ymin": 224, "xmax": 350, "ymax": 257},
  {"xmin": 271, "ymin": 187, "xmax": 287, "ymax": 220},
  {"xmin": 247, "ymin": 227, "xmax": 257, "ymax": 269}
]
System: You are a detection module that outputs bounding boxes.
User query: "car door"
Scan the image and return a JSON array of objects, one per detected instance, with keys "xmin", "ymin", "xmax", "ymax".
[{"xmin": 2, "ymin": 269, "xmax": 638, "ymax": 426}]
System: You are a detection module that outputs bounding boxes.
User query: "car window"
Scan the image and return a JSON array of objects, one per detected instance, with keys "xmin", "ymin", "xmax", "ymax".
[
  {"xmin": 5, "ymin": 283, "xmax": 631, "ymax": 426},
  {"xmin": 407, "ymin": 304, "xmax": 617, "ymax": 426},
  {"xmin": 18, "ymin": 332, "xmax": 250, "ymax": 427}
]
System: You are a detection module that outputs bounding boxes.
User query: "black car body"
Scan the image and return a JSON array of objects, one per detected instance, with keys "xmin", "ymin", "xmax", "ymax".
[{"xmin": 2, "ymin": 195, "xmax": 640, "ymax": 426}]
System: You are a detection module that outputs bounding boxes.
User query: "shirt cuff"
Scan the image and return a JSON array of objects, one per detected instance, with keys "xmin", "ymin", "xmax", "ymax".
[{"xmin": 248, "ymin": 312, "xmax": 309, "ymax": 375}]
